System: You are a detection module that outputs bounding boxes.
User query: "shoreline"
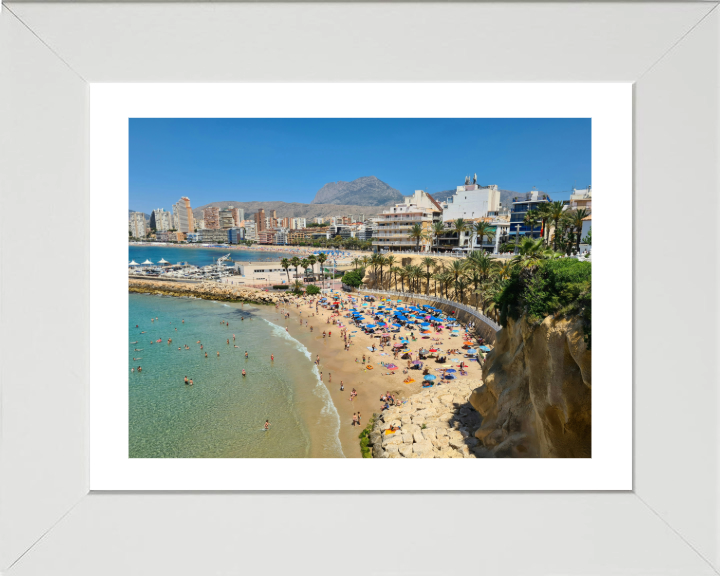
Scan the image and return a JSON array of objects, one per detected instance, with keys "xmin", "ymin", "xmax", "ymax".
[
  {"xmin": 128, "ymin": 280, "xmax": 488, "ymax": 458},
  {"xmin": 264, "ymin": 293, "xmax": 488, "ymax": 458}
]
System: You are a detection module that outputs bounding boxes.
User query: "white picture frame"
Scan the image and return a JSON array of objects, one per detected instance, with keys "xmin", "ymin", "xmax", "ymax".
[{"xmin": 2, "ymin": 2, "xmax": 718, "ymax": 574}]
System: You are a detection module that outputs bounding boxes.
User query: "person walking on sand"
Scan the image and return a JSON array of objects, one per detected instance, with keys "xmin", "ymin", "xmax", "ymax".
[
  {"xmin": 340, "ymin": 381, "xmax": 344, "ymax": 391},
  {"xmin": 357, "ymin": 412, "xmax": 362, "ymax": 426},
  {"xmin": 352, "ymin": 413, "xmax": 358, "ymax": 426}
]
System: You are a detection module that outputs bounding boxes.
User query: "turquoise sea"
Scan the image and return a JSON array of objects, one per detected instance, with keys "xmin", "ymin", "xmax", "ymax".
[
  {"xmin": 129, "ymin": 293, "xmax": 344, "ymax": 458},
  {"xmin": 129, "ymin": 245, "xmax": 298, "ymax": 268}
]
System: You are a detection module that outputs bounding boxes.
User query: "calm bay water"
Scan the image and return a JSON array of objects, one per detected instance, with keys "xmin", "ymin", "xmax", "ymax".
[
  {"xmin": 129, "ymin": 245, "xmax": 298, "ymax": 268},
  {"xmin": 129, "ymin": 293, "xmax": 343, "ymax": 458}
]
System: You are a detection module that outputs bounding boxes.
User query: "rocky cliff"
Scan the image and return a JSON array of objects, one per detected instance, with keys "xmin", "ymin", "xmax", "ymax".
[
  {"xmin": 311, "ymin": 176, "xmax": 403, "ymax": 206},
  {"xmin": 470, "ymin": 315, "xmax": 591, "ymax": 458}
]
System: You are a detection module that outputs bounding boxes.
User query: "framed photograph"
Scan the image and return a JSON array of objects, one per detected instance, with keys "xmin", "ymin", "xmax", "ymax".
[{"xmin": 2, "ymin": 2, "xmax": 718, "ymax": 575}]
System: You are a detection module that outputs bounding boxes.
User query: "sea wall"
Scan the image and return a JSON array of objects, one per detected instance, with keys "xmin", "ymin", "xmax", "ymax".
[
  {"xmin": 129, "ymin": 278, "xmax": 286, "ymax": 305},
  {"xmin": 469, "ymin": 316, "xmax": 591, "ymax": 458},
  {"xmin": 368, "ymin": 378, "xmax": 487, "ymax": 458}
]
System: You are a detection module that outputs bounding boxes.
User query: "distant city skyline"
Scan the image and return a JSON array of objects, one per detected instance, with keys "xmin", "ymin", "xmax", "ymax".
[{"xmin": 130, "ymin": 118, "xmax": 591, "ymax": 214}]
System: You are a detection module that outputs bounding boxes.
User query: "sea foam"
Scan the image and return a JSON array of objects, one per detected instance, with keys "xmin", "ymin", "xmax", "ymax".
[{"xmin": 264, "ymin": 319, "xmax": 345, "ymax": 457}]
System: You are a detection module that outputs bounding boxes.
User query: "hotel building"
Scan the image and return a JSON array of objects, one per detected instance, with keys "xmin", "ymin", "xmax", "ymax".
[{"xmin": 372, "ymin": 190, "xmax": 443, "ymax": 253}]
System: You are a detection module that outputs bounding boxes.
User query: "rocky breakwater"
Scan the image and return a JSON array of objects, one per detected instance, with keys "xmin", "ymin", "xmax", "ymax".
[
  {"xmin": 129, "ymin": 278, "xmax": 285, "ymax": 305},
  {"xmin": 369, "ymin": 379, "xmax": 487, "ymax": 458},
  {"xmin": 469, "ymin": 316, "xmax": 591, "ymax": 458}
]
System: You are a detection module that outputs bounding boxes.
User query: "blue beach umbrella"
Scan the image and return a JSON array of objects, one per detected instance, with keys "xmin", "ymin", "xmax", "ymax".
[
  {"xmin": 445, "ymin": 368, "xmax": 457, "ymax": 373},
  {"xmin": 424, "ymin": 375, "xmax": 437, "ymax": 381}
]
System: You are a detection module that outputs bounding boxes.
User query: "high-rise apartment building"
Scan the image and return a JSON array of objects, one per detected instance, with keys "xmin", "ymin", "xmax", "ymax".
[
  {"xmin": 129, "ymin": 212, "xmax": 147, "ymax": 238},
  {"xmin": 271, "ymin": 210, "xmax": 277, "ymax": 219},
  {"xmin": 255, "ymin": 209, "xmax": 266, "ymax": 232},
  {"xmin": 203, "ymin": 206, "xmax": 220, "ymax": 229},
  {"xmin": 150, "ymin": 208, "xmax": 172, "ymax": 232},
  {"xmin": 172, "ymin": 197, "xmax": 195, "ymax": 233},
  {"xmin": 227, "ymin": 206, "xmax": 244, "ymax": 227},
  {"xmin": 219, "ymin": 209, "xmax": 235, "ymax": 229}
]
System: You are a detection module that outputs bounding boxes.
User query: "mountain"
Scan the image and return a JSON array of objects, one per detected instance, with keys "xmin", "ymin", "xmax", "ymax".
[
  {"xmin": 193, "ymin": 201, "xmax": 386, "ymax": 222},
  {"xmin": 311, "ymin": 176, "xmax": 404, "ymax": 207}
]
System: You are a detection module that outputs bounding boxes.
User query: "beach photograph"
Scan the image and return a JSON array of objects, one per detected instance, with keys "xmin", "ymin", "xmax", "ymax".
[{"xmin": 128, "ymin": 118, "xmax": 592, "ymax": 459}]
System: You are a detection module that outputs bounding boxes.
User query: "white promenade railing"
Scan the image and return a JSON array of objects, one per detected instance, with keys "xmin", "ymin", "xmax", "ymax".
[{"xmin": 358, "ymin": 288, "xmax": 501, "ymax": 333}]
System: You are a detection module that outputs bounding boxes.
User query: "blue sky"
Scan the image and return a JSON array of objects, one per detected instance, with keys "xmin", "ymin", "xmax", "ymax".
[{"xmin": 130, "ymin": 118, "xmax": 591, "ymax": 213}]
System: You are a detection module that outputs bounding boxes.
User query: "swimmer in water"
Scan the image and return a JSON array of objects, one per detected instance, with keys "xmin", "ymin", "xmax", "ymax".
[
  {"xmin": 184, "ymin": 376, "xmax": 189, "ymax": 385},
  {"xmin": 189, "ymin": 379, "xmax": 193, "ymax": 386},
  {"xmin": 242, "ymin": 369, "xmax": 246, "ymax": 377},
  {"xmin": 217, "ymin": 351, "xmax": 220, "ymax": 357},
  {"xmin": 245, "ymin": 351, "xmax": 248, "ymax": 358},
  {"xmin": 264, "ymin": 420, "xmax": 270, "ymax": 430},
  {"xmin": 271, "ymin": 354, "xmax": 274, "ymax": 362},
  {"xmin": 131, "ymin": 368, "xmax": 134, "ymax": 372},
  {"xmin": 205, "ymin": 352, "xmax": 208, "ymax": 358}
]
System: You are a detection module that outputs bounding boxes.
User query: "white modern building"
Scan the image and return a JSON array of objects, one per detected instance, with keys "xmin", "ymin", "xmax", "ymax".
[
  {"xmin": 440, "ymin": 178, "xmax": 501, "ymax": 222},
  {"xmin": 569, "ymin": 186, "xmax": 592, "ymax": 211}
]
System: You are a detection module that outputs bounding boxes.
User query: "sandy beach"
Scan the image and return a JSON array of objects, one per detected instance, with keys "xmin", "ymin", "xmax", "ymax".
[{"xmin": 266, "ymin": 292, "xmax": 488, "ymax": 458}]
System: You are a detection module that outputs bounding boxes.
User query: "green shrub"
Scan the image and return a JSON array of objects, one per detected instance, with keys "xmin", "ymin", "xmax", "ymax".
[
  {"xmin": 305, "ymin": 284, "xmax": 321, "ymax": 295},
  {"xmin": 358, "ymin": 416, "xmax": 376, "ymax": 458},
  {"xmin": 341, "ymin": 267, "xmax": 366, "ymax": 288},
  {"xmin": 495, "ymin": 259, "xmax": 592, "ymax": 348}
]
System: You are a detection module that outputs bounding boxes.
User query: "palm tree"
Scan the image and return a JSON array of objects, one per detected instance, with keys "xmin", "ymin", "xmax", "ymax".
[
  {"xmin": 523, "ymin": 209, "xmax": 540, "ymax": 240},
  {"xmin": 377, "ymin": 255, "xmax": 388, "ymax": 287},
  {"xmin": 432, "ymin": 221, "xmax": 445, "ymax": 252},
  {"xmin": 421, "ymin": 256, "xmax": 435, "ymax": 294},
  {"xmin": 290, "ymin": 256, "xmax": 300, "ymax": 281},
  {"xmin": 549, "ymin": 201, "xmax": 566, "ymax": 250},
  {"xmin": 398, "ymin": 267, "xmax": 408, "ymax": 292},
  {"xmin": 473, "ymin": 221, "xmax": 496, "ymax": 252},
  {"xmin": 453, "ymin": 218, "xmax": 467, "ymax": 249},
  {"xmin": 408, "ymin": 223, "xmax": 424, "ymax": 253},
  {"xmin": 300, "ymin": 258, "xmax": 310, "ymax": 279},
  {"xmin": 351, "ymin": 257, "xmax": 360, "ymax": 270},
  {"xmin": 448, "ymin": 259, "xmax": 466, "ymax": 298},
  {"xmin": 307, "ymin": 254, "xmax": 317, "ymax": 277},
  {"xmin": 455, "ymin": 277, "xmax": 470, "ymax": 303},
  {"xmin": 511, "ymin": 238, "xmax": 559, "ymax": 268},
  {"xmin": 361, "ymin": 255, "xmax": 370, "ymax": 269},
  {"xmin": 291, "ymin": 280, "xmax": 304, "ymax": 293},
  {"xmin": 317, "ymin": 253, "xmax": 328, "ymax": 285},
  {"xmin": 384, "ymin": 255, "xmax": 396, "ymax": 286},
  {"xmin": 389, "ymin": 266, "xmax": 401, "ymax": 291},
  {"xmin": 536, "ymin": 203, "xmax": 553, "ymax": 246},
  {"xmin": 566, "ymin": 208, "xmax": 590, "ymax": 254},
  {"xmin": 465, "ymin": 250, "xmax": 499, "ymax": 308},
  {"xmin": 281, "ymin": 258, "xmax": 291, "ymax": 284}
]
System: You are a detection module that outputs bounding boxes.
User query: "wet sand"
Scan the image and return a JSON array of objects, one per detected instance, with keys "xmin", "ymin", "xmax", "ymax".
[{"xmin": 267, "ymin": 294, "xmax": 487, "ymax": 458}]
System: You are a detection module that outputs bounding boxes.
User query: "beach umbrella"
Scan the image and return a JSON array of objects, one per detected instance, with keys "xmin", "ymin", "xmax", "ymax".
[
  {"xmin": 463, "ymin": 341, "xmax": 473, "ymax": 346},
  {"xmin": 141, "ymin": 259, "xmax": 153, "ymax": 265},
  {"xmin": 392, "ymin": 323, "xmax": 402, "ymax": 328},
  {"xmin": 467, "ymin": 349, "xmax": 478, "ymax": 354},
  {"xmin": 393, "ymin": 343, "xmax": 404, "ymax": 347},
  {"xmin": 412, "ymin": 360, "xmax": 422, "ymax": 365},
  {"xmin": 424, "ymin": 375, "xmax": 436, "ymax": 381},
  {"xmin": 386, "ymin": 364, "xmax": 398, "ymax": 371},
  {"xmin": 419, "ymin": 349, "xmax": 429, "ymax": 354},
  {"xmin": 480, "ymin": 345, "xmax": 492, "ymax": 352},
  {"xmin": 129, "ymin": 260, "xmax": 139, "ymax": 266},
  {"xmin": 445, "ymin": 368, "xmax": 457, "ymax": 373},
  {"xmin": 429, "ymin": 348, "xmax": 438, "ymax": 352},
  {"xmin": 447, "ymin": 317, "xmax": 456, "ymax": 321},
  {"xmin": 382, "ymin": 333, "xmax": 390, "ymax": 337}
]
